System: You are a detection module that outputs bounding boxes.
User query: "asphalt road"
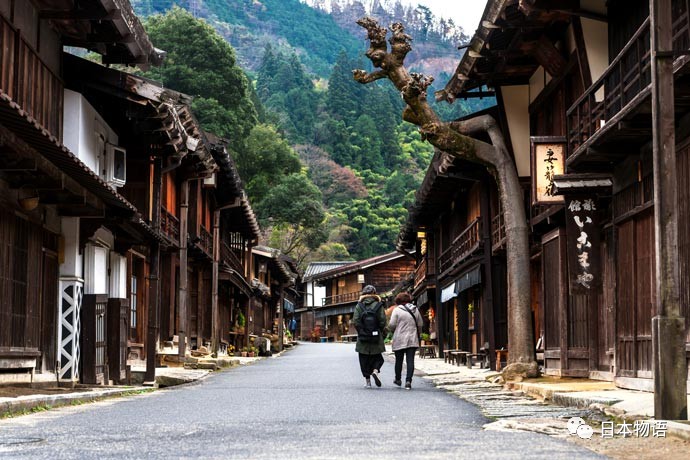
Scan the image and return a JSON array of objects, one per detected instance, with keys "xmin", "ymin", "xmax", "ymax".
[{"xmin": 0, "ymin": 343, "xmax": 602, "ymax": 459}]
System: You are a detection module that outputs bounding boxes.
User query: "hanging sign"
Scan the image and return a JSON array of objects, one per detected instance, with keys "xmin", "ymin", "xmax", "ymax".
[
  {"xmin": 531, "ymin": 137, "xmax": 566, "ymax": 204},
  {"xmin": 565, "ymin": 196, "xmax": 601, "ymax": 294}
]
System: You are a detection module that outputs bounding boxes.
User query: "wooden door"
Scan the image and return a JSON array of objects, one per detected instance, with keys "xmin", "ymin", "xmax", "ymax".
[
  {"xmin": 40, "ymin": 249, "xmax": 58, "ymax": 372},
  {"xmin": 542, "ymin": 229, "xmax": 567, "ymax": 373},
  {"xmin": 597, "ymin": 228, "xmax": 616, "ymax": 372},
  {"xmin": 616, "ymin": 210, "xmax": 655, "ymax": 378}
]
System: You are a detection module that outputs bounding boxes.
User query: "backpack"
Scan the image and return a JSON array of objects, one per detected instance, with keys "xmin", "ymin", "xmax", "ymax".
[{"xmin": 358, "ymin": 301, "xmax": 383, "ymax": 343}]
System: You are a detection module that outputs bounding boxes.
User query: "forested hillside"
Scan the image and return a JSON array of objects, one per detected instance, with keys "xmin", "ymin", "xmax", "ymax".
[{"xmin": 130, "ymin": 1, "xmax": 492, "ymax": 265}]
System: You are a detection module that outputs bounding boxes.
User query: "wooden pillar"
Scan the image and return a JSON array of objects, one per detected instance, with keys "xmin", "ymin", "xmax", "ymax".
[
  {"xmin": 433, "ymin": 225, "xmax": 445, "ymax": 356},
  {"xmin": 211, "ymin": 209, "xmax": 220, "ymax": 354},
  {"xmin": 278, "ymin": 282, "xmax": 285, "ymax": 352},
  {"xmin": 480, "ymin": 182, "xmax": 497, "ymax": 370},
  {"xmin": 145, "ymin": 156, "xmax": 162, "ymax": 384},
  {"xmin": 178, "ymin": 179, "xmax": 189, "ymax": 357},
  {"xmin": 650, "ymin": 0, "xmax": 688, "ymax": 420}
]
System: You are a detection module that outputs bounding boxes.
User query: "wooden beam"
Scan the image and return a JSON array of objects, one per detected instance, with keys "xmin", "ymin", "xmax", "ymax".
[
  {"xmin": 39, "ymin": 9, "xmax": 117, "ymax": 20},
  {"xmin": 529, "ymin": 35, "xmax": 568, "ymax": 77}
]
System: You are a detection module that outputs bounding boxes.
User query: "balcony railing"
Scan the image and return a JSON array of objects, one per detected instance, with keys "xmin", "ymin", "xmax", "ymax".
[
  {"xmin": 322, "ymin": 290, "xmax": 362, "ymax": 307},
  {"xmin": 491, "ymin": 210, "xmax": 506, "ymax": 252},
  {"xmin": 438, "ymin": 217, "xmax": 482, "ymax": 275},
  {"xmin": 413, "ymin": 258, "xmax": 428, "ymax": 289},
  {"xmin": 199, "ymin": 227, "xmax": 213, "ymax": 257},
  {"xmin": 160, "ymin": 207, "xmax": 180, "ymax": 244},
  {"xmin": 0, "ymin": 15, "xmax": 63, "ymax": 137},
  {"xmin": 221, "ymin": 241, "xmax": 244, "ymax": 274},
  {"xmin": 567, "ymin": 2, "xmax": 690, "ymax": 159}
]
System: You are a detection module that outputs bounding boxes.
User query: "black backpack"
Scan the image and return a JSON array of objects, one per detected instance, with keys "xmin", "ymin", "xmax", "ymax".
[{"xmin": 358, "ymin": 301, "xmax": 383, "ymax": 343}]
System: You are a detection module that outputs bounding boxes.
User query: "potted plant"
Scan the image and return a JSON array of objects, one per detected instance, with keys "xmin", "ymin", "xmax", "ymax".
[
  {"xmin": 420, "ymin": 333, "xmax": 431, "ymax": 345},
  {"xmin": 241, "ymin": 346, "xmax": 248, "ymax": 357},
  {"xmin": 248, "ymin": 346, "xmax": 257, "ymax": 358}
]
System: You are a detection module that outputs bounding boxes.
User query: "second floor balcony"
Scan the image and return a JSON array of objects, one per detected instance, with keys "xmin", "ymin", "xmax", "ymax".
[
  {"xmin": 567, "ymin": 2, "xmax": 690, "ymax": 167},
  {"xmin": 160, "ymin": 207, "xmax": 180, "ymax": 245},
  {"xmin": 322, "ymin": 290, "xmax": 361, "ymax": 307},
  {"xmin": 0, "ymin": 14, "xmax": 63, "ymax": 138},
  {"xmin": 221, "ymin": 241, "xmax": 244, "ymax": 275},
  {"xmin": 438, "ymin": 217, "xmax": 482, "ymax": 278}
]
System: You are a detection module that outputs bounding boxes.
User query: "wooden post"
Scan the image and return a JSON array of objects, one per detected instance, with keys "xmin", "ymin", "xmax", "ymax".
[
  {"xmin": 480, "ymin": 182, "xmax": 496, "ymax": 370},
  {"xmin": 278, "ymin": 282, "xmax": 285, "ymax": 352},
  {"xmin": 650, "ymin": 0, "xmax": 688, "ymax": 420},
  {"xmin": 178, "ymin": 179, "xmax": 189, "ymax": 358},
  {"xmin": 145, "ymin": 157, "xmax": 162, "ymax": 384},
  {"xmin": 211, "ymin": 209, "xmax": 220, "ymax": 354},
  {"xmin": 434, "ymin": 225, "xmax": 445, "ymax": 357}
]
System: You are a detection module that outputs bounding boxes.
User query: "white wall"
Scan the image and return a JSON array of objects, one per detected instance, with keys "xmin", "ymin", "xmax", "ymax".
[
  {"xmin": 500, "ymin": 85, "xmax": 531, "ymax": 177},
  {"xmin": 63, "ymin": 90, "xmax": 118, "ymax": 175},
  {"xmin": 582, "ymin": 18, "xmax": 609, "ymax": 101},
  {"xmin": 109, "ymin": 253, "xmax": 127, "ymax": 299},
  {"xmin": 60, "ymin": 217, "xmax": 82, "ymax": 278}
]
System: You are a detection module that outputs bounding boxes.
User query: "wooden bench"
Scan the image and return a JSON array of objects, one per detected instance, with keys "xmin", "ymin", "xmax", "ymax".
[
  {"xmin": 419, "ymin": 344, "xmax": 437, "ymax": 359},
  {"xmin": 450, "ymin": 351, "xmax": 470, "ymax": 366},
  {"xmin": 443, "ymin": 349, "xmax": 460, "ymax": 364},
  {"xmin": 341, "ymin": 334, "xmax": 358, "ymax": 343}
]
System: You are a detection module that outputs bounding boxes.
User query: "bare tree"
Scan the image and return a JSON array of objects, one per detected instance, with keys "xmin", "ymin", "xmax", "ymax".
[{"xmin": 353, "ymin": 18, "xmax": 537, "ymax": 378}]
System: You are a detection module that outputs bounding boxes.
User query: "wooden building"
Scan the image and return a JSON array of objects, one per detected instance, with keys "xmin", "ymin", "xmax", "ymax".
[
  {"xmin": 298, "ymin": 261, "xmax": 353, "ymax": 340},
  {"xmin": 250, "ymin": 246, "xmax": 298, "ymax": 353},
  {"xmin": 0, "ymin": 1, "xmax": 261, "ymax": 386},
  {"xmin": 0, "ymin": 0, "xmax": 161, "ymax": 385},
  {"xmin": 438, "ymin": 0, "xmax": 690, "ymax": 391},
  {"xmin": 305, "ymin": 252, "xmax": 415, "ymax": 342},
  {"xmin": 397, "ymin": 146, "xmax": 509, "ymax": 370}
]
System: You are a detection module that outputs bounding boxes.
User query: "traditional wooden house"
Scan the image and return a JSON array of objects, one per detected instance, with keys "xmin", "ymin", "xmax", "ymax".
[
  {"xmin": 397, "ymin": 145, "xmax": 509, "ymax": 370},
  {"xmin": 0, "ymin": 0, "xmax": 160, "ymax": 385},
  {"xmin": 250, "ymin": 246, "xmax": 298, "ymax": 352},
  {"xmin": 440, "ymin": 0, "xmax": 690, "ymax": 391},
  {"xmin": 298, "ymin": 261, "xmax": 353, "ymax": 340},
  {"xmin": 307, "ymin": 252, "xmax": 415, "ymax": 342}
]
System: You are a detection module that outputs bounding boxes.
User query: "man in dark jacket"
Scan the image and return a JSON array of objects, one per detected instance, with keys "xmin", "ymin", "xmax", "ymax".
[{"xmin": 353, "ymin": 285, "xmax": 387, "ymax": 388}]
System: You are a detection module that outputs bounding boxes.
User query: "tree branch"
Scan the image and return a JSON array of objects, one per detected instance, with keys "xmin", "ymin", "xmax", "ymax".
[{"xmin": 352, "ymin": 69, "xmax": 387, "ymax": 84}]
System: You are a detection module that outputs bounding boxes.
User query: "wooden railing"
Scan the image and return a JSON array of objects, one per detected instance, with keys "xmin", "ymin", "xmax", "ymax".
[
  {"xmin": 438, "ymin": 217, "xmax": 482, "ymax": 275},
  {"xmin": 160, "ymin": 207, "xmax": 180, "ymax": 244},
  {"xmin": 491, "ymin": 209, "xmax": 506, "ymax": 252},
  {"xmin": 414, "ymin": 257, "xmax": 428, "ymax": 289},
  {"xmin": 322, "ymin": 290, "xmax": 362, "ymax": 307},
  {"xmin": 199, "ymin": 227, "xmax": 213, "ymax": 257},
  {"xmin": 567, "ymin": 2, "xmax": 690, "ymax": 157},
  {"xmin": 0, "ymin": 15, "xmax": 63, "ymax": 137},
  {"xmin": 221, "ymin": 241, "xmax": 244, "ymax": 274}
]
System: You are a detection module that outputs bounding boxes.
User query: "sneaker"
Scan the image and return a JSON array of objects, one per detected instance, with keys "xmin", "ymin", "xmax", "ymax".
[
  {"xmin": 393, "ymin": 379, "xmax": 402, "ymax": 387},
  {"xmin": 371, "ymin": 370, "xmax": 382, "ymax": 387},
  {"xmin": 405, "ymin": 381, "xmax": 411, "ymax": 390},
  {"xmin": 364, "ymin": 378, "xmax": 372, "ymax": 389}
]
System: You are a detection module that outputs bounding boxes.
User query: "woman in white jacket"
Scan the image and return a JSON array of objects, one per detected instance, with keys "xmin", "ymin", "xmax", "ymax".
[{"xmin": 388, "ymin": 292, "xmax": 424, "ymax": 389}]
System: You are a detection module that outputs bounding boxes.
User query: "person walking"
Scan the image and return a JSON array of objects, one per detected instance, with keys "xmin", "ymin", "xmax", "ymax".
[
  {"xmin": 388, "ymin": 292, "xmax": 423, "ymax": 390},
  {"xmin": 353, "ymin": 285, "xmax": 386, "ymax": 388}
]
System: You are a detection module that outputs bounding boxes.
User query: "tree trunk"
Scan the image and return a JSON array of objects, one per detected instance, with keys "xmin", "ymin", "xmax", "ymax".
[{"xmin": 353, "ymin": 18, "xmax": 537, "ymax": 378}]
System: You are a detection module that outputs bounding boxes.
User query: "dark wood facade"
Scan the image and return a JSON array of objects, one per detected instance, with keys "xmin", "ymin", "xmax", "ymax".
[
  {"xmin": 397, "ymin": 150, "xmax": 508, "ymax": 370},
  {"xmin": 438, "ymin": 0, "xmax": 690, "ymax": 391}
]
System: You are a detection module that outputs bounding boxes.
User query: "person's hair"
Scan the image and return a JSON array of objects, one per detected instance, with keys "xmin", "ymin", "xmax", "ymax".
[
  {"xmin": 362, "ymin": 285, "xmax": 377, "ymax": 295},
  {"xmin": 395, "ymin": 292, "xmax": 412, "ymax": 305}
]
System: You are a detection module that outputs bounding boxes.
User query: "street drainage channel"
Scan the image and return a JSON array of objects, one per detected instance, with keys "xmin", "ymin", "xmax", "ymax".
[{"xmin": 430, "ymin": 377, "xmax": 604, "ymax": 436}]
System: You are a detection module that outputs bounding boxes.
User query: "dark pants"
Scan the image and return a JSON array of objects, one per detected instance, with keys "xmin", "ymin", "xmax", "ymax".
[
  {"xmin": 358, "ymin": 353, "xmax": 384, "ymax": 378},
  {"xmin": 394, "ymin": 347, "xmax": 417, "ymax": 383}
]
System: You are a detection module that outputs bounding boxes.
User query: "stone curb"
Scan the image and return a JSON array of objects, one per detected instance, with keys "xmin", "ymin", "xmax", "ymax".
[
  {"xmin": 0, "ymin": 387, "xmax": 152, "ymax": 418},
  {"xmin": 506, "ymin": 380, "xmax": 690, "ymax": 442}
]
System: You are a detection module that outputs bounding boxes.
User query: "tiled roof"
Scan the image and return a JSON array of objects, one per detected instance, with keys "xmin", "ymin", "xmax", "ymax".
[{"xmin": 303, "ymin": 261, "xmax": 353, "ymax": 279}]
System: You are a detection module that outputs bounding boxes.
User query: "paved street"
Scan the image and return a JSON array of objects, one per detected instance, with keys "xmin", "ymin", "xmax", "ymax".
[{"xmin": 0, "ymin": 343, "xmax": 601, "ymax": 459}]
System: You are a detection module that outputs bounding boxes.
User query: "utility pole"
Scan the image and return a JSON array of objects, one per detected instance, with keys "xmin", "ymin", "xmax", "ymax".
[
  {"xmin": 650, "ymin": 0, "xmax": 688, "ymax": 421},
  {"xmin": 211, "ymin": 209, "xmax": 221, "ymax": 354}
]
